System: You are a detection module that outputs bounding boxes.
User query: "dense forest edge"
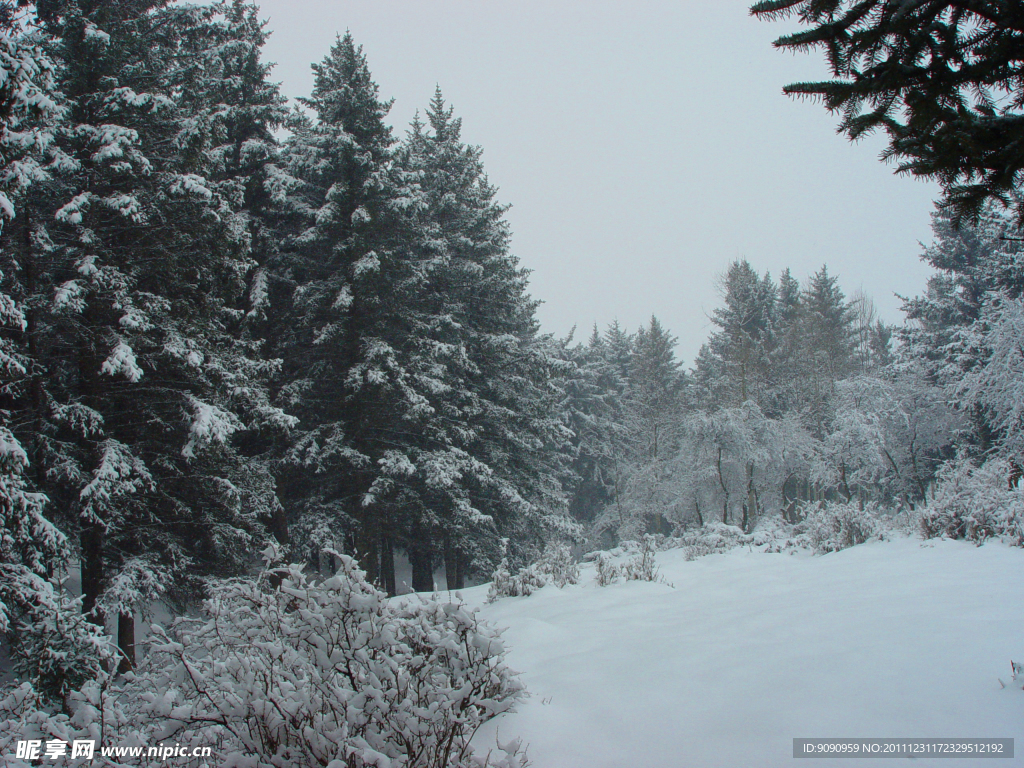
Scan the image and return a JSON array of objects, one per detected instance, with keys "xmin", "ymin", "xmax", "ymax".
[{"xmin": 1, "ymin": 1, "xmax": 1023, "ymax": 766}]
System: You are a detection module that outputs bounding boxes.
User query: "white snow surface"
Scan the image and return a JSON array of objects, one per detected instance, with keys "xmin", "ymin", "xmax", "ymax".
[{"xmin": 463, "ymin": 537, "xmax": 1024, "ymax": 768}]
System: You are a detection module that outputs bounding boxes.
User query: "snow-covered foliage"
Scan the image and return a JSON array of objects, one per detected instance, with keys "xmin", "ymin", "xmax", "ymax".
[
  {"xmin": 0, "ymin": 427, "xmax": 109, "ymax": 705},
  {"xmin": 136, "ymin": 550, "xmax": 524, "ymax": 768},
  {"xmin": 619, "ymin": 535, "xmax": 663, "ymax": 582},
  {"xmin": 672, "ymin": 403, "xmax": 817, "ymax": 533},
  {"xmin": 0, "ymin": 675, "xmax": 133, "ymax": 768},
  {"xmin": 486, "ymin": 543, "xmax": 578, "ymax": 602},
  {"xmin": 814, "ymin": 373, "xmax": 959, "ymax": 508},
  {"xmin": 584, "ymin": 536, "xmax": 667, "ymax": 585},
  {"xmin": 592, "ymin": 552, "xmax": 620, "ymax": 586},
  {"xmin": 536, "ymin": 543, "xmax": 579, "ymax": 588},
  {"xmin": 487, "ymin": 559, "xmax": 548, "ymax": 603},
  {"xmin": 954, "ymin": 292, "xmax": 1024, "ymax": 456},
  {"xmin": 679, "ymin": 522, "xmax": 752, "ymax": 561},
  {"xmin": 798, "ymin": 501, "xmax": 887, "ymax": 554},
  {"xmin": 2, "ymin": 550, "xmax": 525, "ymax": 768},
  {"xmin": 918, "ymin": 455, "xmax": 1024, "ymax": 546}
]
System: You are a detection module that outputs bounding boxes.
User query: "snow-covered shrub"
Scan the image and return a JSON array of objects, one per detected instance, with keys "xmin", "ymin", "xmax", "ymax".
[
  {"xmin": 621, "ymin": 535, "xmax": 661, "ymax": 582},
  {"xmin": 487, "ymin": 558, "xmax": 547, "ymax": 602},
  {"xmin": 750, "ymin": 515, "xmax": 796, "ymax": 549},
  {"xmin": 918, "ymin": 456, "xmax": 1024, "ymax": 546},
  {"xmin": 800, "ymin": 501, "xmax": 884, "ymax": 554},
  {"xmin": 536, "ymin": 543, "xmax": 579, "ymax": 588},
  {"xmin": 680, "ymin": 522, "xmax": 751, "ymax": 561},
  {"xmin": 131, "ymin": 548, "xmax": 524, "ymax": 768},
  {"xmin": 0, "ymin": 674, "xmax": 136, "ymax": 768},
  {"xmin": 487, "ymin": 543, "xmax": 579, "ymax": 601},
  {"xmin": 593, "ymin": 553, "xmax": 620, "ymax": 586},
  {"xmin": 1, "ymin": 576, "xmax": 112, "ymax": 707}
]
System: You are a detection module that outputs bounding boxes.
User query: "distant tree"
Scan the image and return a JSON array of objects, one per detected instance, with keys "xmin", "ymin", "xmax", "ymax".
[
  {"xmin": 673, "ymin": 403, "xmax": 815, "ymax": 531},
  {"xmin": 953, "ymin": 293, "xmax": 1024, "ymax": 458},
  {"xmin": 814, "ymin": 371, "xmax": 959, "ymax": 508},
  {"xmin": 693, "ymin": 259, "xmax": 776, "ymax": 409},
  {"xmin": 801, "ymin": 265, "xmax": 855, "ymax": 432},
  {"xmin": 751, "ymin": 1, "xmax": 1024, "ymax": 225}
]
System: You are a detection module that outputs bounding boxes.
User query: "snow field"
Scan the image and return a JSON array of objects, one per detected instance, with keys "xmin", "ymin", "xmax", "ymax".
[{"xmin": 468, "ymin": 537, "xmax": 1024, "ymax": 768}]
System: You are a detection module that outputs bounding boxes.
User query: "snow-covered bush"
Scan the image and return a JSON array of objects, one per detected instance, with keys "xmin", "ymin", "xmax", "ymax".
[
  {"xmin": 621, "ymin": 535, "xmax": 661, "ymax": 582},
  {"xmin": 800, "ymin": 501, "xmax": 884, "ymax": 554},
  {"xmin": 588, "ymin": 537, "xmax": 668, "ymax": 586},
  {"xmin": 750, "ymin": 515, "xmax": 795, "ymax": 548},
  {"xmin": 0, "ymin": 674, "xmax": 135, "ymax": 768},
  {"xmin": 680, "ymin": 522, "xmax": 751, "ymax": 561},
  {"xmin": 593, "ymin": 553, "xmax": 619, "ymax": 586},
  {"xmin": 536, "ymin": 543, "xmax": 579, "ymax": 587},
  {"xmin": 130, "ymin": 548, "xmax": 524, "ymax": 768},
  {"xmin": 487, "ymin": 558, "xmax": 547, "ymax": 602},
  {"xmin": 918, "ymin": 456, "xmax": 1024, "ymax": 546},
  {"xmin": 487, "ymin": 543, "xmax": 579, "ymax": 601},
  {"xmin": 0, "ymin": 550, "xmax": 527, "ymax": 768}
]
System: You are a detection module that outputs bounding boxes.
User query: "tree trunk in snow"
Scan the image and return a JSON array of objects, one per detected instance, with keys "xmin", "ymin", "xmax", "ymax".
[
  {"xmin": 80, "ymin": 522, "xmax": 105, "ymax": 627},
  {"xmin": 356, "ymin": 509, "xmax": 380, "ymax": 587},
  {"xmin": 380, "ymin": 531, "xmax": 396, "ymax": 597},
  {"xmin": 117, "ymin": 612, "xmax": 135, "ymax": 673},
  {"xmin": 409, "ymin": 543, "xmax": 433, "ymax": 593}
]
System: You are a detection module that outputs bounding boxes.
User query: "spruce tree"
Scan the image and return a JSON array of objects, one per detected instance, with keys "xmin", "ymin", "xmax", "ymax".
[
  {"xmin": 752, "ymin": 0, "xmax": 1024, "ymax": 225},
  {"xmin": 274, "ymin": 33, "xmax": 421, "ymax": 589},
  {"xmin": 694, "ymin": 259, "xmax": 777, "ymax": 409},
  {"xmin": 801, "ymin": 265, "xmax": 855, "ymax": 434},
  {"xmin": 395, "ymin": 89, "xmax": 572, "ymax": 581},
  {"xmin": 3, "ymin": 0, "xmax": 293, "ymax": 666}
]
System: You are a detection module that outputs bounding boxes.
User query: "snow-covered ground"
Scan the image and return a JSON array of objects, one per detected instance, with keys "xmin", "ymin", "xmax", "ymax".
[{"xmin": 464, "ymin": 537, "xmax": 1024, "ymax": 768}]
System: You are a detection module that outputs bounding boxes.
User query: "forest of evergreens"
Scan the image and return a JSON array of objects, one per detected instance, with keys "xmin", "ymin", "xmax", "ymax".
[{"xmin": 2, "ymin": 1, "xmax": 1023, "ymax": 766}]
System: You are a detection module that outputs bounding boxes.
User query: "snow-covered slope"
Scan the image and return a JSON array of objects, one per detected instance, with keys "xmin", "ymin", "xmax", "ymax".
[{"xmin": 467, "ymin": 537, "xmax": 1024, "ymax": 768}]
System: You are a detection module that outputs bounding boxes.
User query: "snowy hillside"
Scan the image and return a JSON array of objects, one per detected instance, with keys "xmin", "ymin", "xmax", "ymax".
[{"xmin": 469, "ymin": 538, "xmax": 1024, "ymax": 768}]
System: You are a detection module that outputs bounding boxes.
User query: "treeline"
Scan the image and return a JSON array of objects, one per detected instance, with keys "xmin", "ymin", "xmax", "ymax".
[
  {"xmin": 3, "ymin": 0, "xmax": 1024, "ymax": 698},
  {"xmin": 563, "ymin": 210, "xmax": 1024, "ymax": 546},
  {"xmin": 0, "ymin": 0, "xmax": 574, "ymax": 683}
]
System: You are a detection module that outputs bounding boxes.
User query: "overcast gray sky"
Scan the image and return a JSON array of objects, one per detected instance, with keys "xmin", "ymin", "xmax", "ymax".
[{"xmin": 254, "ymin": 0, "xmax": 940, "ymax": 364}]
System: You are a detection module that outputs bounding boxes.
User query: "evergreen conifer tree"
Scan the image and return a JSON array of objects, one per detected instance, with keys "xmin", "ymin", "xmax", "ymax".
[{"xmin": 3, "ymin": 0, "xmax": 293, "ymax": 665}]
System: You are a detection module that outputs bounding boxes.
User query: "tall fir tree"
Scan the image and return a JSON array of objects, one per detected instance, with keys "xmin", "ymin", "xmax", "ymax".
[
  {"xmin": 273, "ymin": 32, "xmax": 418, "ymax": 590},
  {"xmin": 2, "ymin": 0, "xmax": 293, "ymax": 666},
  {"xmin": 395, "ymin": 89, "xmax": 572, "ymax": 582},
  {"xmin": 694, "ymin": 259, "xmax": 777, "ymax": 410}
]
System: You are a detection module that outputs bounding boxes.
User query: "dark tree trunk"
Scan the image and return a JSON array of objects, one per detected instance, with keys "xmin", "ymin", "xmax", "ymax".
[
  {"xmin": 356, "ymin": 508, "xmax": 380, "ymax": 586},
  {"xmin": 409, "ymin": 544, "xmax": 433, "ymax": 593},
  {"xmin": 443, "ymin": 535, "xmax": 458, "ymax": 591},
  {"xmin": 381, "ymin": 531, "xmax": 396, "ymax": 597},
  {"xmin": 80, "ymin": 521, "xmax": 105, "ymax": 627},
  {"xmin": 117, "ymin": 612, "xmax": 135, "ymax": 673}
]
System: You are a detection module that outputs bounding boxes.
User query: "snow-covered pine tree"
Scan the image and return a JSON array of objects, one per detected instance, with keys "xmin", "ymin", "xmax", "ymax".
[
  {"xmin": 901, "ymin": 203, "xmax": 1024, "ymax": 454},
  {"xmin": 395, "ymin": 89, "xmax": 573, "ymax": 583},
  {"xmin": 558, "ymin": 328, "xmax": 622, "ymax": 524},
  {"xmin": 800, "ymin": 265, "xmax": 856, "ymax": 435},
  {"xmin": 3, "ymin": 0, "xmax": 293, "ymax": 666},
  {"xmin": 611, "ymin": 317, "xmax": 685, "ymax": 536},
  {"xmin": 0, "ymin": 8, "xmax": 109, "ymax": 701},
  {"xmin": 185, "ymin": 0, "xmax": 293, "ymax": 546},
  {"xmin": 273, "ymin": 33, "xmax": 423, "ymax": 590},
  {"xmin": 693, "ymin": 259, "xmax": 777, "ymax": 410}
]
